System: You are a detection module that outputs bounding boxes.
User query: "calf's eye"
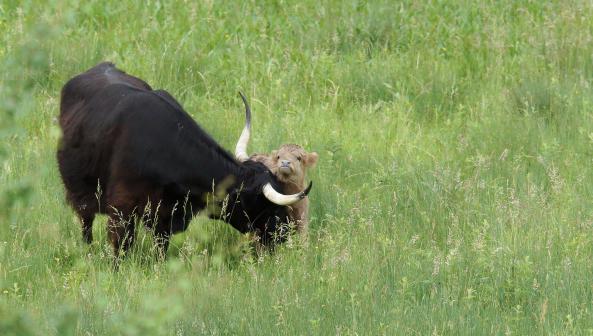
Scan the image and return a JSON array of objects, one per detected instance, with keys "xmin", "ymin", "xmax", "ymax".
[{"xmin": 297, "ymin": 156, "xmax": 302, "ymax": 161}]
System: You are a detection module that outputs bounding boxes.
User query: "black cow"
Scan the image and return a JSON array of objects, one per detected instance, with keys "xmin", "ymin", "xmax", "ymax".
[{"xmin": 57, "ymin": 62, "xmax": 311, "ymax": 257}]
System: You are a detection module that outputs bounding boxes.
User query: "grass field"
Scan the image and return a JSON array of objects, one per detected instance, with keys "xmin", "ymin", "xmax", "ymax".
[{"xmin": 3, "ymin": 0, "xmax": 593, "ymax": 334}]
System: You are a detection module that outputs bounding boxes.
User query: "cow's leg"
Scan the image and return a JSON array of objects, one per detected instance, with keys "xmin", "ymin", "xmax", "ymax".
[
  {"xmin": 151, "ymin": 198, "xmax": 193, "ymax": 259},
  {"xmin": 65, "ymin": 190, "xmax": 99, "ymax": 244},
  {"xmin": 153, "ymin": 212, "xmax": 174, "ymax": 260},
  {"xmin": 107, "ymin": 214, "xmax": 136, "ymax": 257},
  {"xmin": 59, "ymin": 149, "xmax": 99, "ymax": 244},
  {"xmin": 106, "ymin": 183, "xmax": 140, "ymax": 258},
  {"xmin": 64, "ymin": 178, "xmax": 99, "ymax": 244},
  {"xmin": 80, "ymin": 213, "xmax": 96, "ymax": 244},
  {"xmin": 153, "ymin": 229, "xmax": 170, "ymax": 260}
]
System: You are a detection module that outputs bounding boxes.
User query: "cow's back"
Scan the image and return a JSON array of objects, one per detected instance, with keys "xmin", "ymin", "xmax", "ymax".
[{"xmin": 59, "ymin": 62, "xmax": 152, "ymax": 128}]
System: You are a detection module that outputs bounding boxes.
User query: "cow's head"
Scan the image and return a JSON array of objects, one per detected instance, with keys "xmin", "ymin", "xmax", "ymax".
[{"xmin": 222, "ymin": 160, "xmax": 312, "ymax": 245}]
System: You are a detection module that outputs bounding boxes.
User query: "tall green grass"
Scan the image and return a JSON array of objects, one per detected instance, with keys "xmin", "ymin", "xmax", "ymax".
[{"xmin": 3, "ymin": 0, "xmax": 593, "ymax": 334}]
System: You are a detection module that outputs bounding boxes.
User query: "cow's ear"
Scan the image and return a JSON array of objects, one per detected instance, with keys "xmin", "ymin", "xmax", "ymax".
[{"xmin": 305, "ymin": 152, "xmax": 318, "ymax": 167}]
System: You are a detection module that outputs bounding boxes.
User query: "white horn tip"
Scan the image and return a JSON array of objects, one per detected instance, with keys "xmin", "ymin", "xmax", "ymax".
[{"xmin": 262, "ymin": 182, "xmax": 313, "ymax": 206}]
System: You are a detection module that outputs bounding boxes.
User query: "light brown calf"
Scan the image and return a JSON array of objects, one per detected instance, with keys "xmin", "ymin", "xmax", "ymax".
[
  {"xmin": 250, "ymin": 144, "xmax": 318, "ymax": 234},
  {"xmin": 234, "ymin": 93, "xmax": 318, "ymax": 236}
]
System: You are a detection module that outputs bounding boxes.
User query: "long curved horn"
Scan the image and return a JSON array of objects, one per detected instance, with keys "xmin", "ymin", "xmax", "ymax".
[
  {"xmin": 235, "ymin": 91, "xmax": 251, "ymax": 162},
  {"xmin": 263, "ymin": 181, "xmax": 313, "ymax": 206}
]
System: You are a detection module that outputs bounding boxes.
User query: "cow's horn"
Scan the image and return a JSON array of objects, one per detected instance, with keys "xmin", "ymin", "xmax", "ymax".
[
  {"xmin": 263, "ymin": 181, "xmax": 313, "ymax": 206},
  {"xmin": 235, "ymin": 91, "xmax": 251, "ymax": 162}
]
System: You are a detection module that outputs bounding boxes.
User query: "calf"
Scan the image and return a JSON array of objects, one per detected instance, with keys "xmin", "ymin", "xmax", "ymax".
[{"xmin": 234, "ymin": 93, "xmax": 318, "ymax": 235}]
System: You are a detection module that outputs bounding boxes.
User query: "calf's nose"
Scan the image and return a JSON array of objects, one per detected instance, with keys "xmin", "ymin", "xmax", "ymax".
[{"xmin": 280, "ymin": 160, "xmax": 291, "ymax": 167}]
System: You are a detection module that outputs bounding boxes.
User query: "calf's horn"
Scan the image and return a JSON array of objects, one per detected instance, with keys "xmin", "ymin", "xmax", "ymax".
[
  {"xmin": 235, "ymin": 91, "xmax": 251, "ymax": 162},
  {"xmin": 263, "ymin": 181, "xmax": 313, "ymax": 206}
]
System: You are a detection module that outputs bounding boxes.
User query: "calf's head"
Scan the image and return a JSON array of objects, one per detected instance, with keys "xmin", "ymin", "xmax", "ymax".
[{"xmin": 267, "ymin": 144, "xmax": 317, "ymax": 186}]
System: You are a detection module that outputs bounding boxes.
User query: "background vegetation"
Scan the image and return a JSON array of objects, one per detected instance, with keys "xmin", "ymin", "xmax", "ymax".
[{"xmin": 2, "ymin": 0, "xmax": 593, "ymax": 334}]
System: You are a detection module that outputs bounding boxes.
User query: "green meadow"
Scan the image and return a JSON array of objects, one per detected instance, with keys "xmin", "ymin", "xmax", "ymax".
[{"xmin": 3, "ymin": 0, "xmax": 593, "ymax": 334}]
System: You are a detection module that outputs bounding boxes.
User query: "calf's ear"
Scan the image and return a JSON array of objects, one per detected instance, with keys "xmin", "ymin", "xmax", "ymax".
[{"xmin": 305, "ymin": 152, "xmax": 318, "ymax": 167}]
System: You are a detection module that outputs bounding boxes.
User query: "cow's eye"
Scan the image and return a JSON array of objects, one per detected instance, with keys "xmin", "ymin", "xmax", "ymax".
[
  {"xmin": 297, "ymin": 156, "xmax": 302, "ymax": 161},
  {"xmin": 276, "ymin": 155, "xmax": 280, "ymax": 160}
]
